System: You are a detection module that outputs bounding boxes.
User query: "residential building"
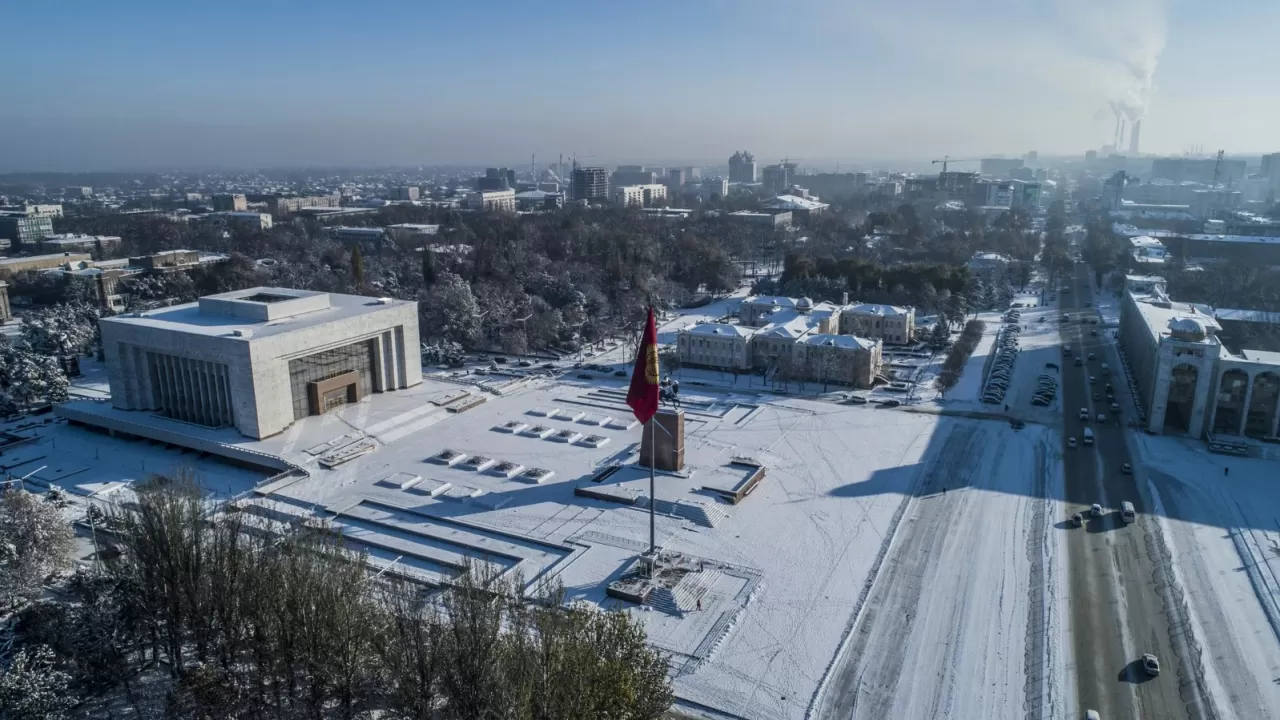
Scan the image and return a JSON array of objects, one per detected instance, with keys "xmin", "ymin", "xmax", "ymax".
[
  {"xmin": 614, "ymin": 184, "xmax": 666, "ymax": 208},
  {"xmin": 467, "ymin": 189, "xmax": 517, "ymax": 212},
  {"xmin": 99, "ymin": 287, "xmax": 421, "ymax": 439},
  {"xmin": 938, "ymin": 171, "xmax": 979, "ymax": 200},
  {"xmin": 612, "ymin": 166, "xmax": 656, "ymax": 187},
  {"xmin": 839, "ymin": 303, "xmax": 915, "ymax": 344},
  {"xmin": 0, "ymin": 252, "xmax": 91, "ymax": 279},
  {"xmin": 1261, "ymin": 153, "xmax": 1280, "ymax": 181},
  {"xmin": 477, "ymin": 168, "xmax": 517, "ymax": 191},
  {"xmin": 728, "ymin": 210, "xmax": 791, "ymax": 228},
  {"xmin": 514, "ymin": 190, "xmax": 563, "ymax": 211},
  {"xmin": 266, "ymin": 194, "xmax": 342, "ymax": 215},
  {"xmin": 729, "ymin": 151, "xmax": 757, "ymax": 184},
  {"xmin": 0, "ymin": 281, "xmax": 10, "ymax": 322},
  {"xmin": 980, "ymin": 158, "xmax": 1024, "ymax": 178},
  {"xmin": 213, "ymin": 193, "xmax": 248, "ymax": 211},
  {"xmin": 761, "ymin": 164, "xmax": 792, "ymax": 195},
  {"xmin": 571, "ymin": 166, "xmax": 610, "ymax": 202},
  {"xmin": 38, "ymin": 233, "xmax": 122, "ymax": 253},
  {"xmin": 701, "ymin": 177, "xmax": 729, "ymax": 201},
  {"xmin": 676, "ymin": 323, "xmax": 754, "ymax": 371},
  {"xmin": 666, "ymin": 168, "xmax": 686, "ymax": 195},
  {"xmin": 64, "ymin": 187, "xmax": 93, "ymax": 199},
  {"xmin": 391, "ymin": 186, "xmax": 420, "ymax": 201},
  {"xmin": 802, "ymin": 173, "xmax": 862, "ymax": 200},
  {"xmin": 0, "ymin": 204, "xmax": 63, "ymax": 218},
  {"xmin": 0, "ymin": 212, "xmax": 55, "ymax": 247}
]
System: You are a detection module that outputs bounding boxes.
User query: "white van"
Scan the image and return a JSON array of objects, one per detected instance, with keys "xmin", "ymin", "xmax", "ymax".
[
  {"xmin": 1100, "ymin": 362, "xmax": 1110, "ymax": 376},
  {"xmin": 1083, "ymin": 427, "xmax": 1095, "ymax": 445},
  {"xmin": 1121, "ymin": 501, "xmax": 1136, "ymax": 523}
]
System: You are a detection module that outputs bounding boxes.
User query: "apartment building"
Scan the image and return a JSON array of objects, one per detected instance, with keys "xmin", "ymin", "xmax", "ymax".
[{"xmin": 467, "ymin": 189, "xmax": 517, "ymax": 212}]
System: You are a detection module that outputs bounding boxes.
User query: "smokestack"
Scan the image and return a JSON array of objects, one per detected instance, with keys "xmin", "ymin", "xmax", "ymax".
[
  {"xmin": 1113, "ymin": 113, "xmax": 1122, "ymax": 148},
  {"xmin": 1118, "ymin": 117, "xmax": 1127, "ymax": 152},
  {"xmin": 1129, "ymin": 120, "xmax": 1142, "ymax": 155}
]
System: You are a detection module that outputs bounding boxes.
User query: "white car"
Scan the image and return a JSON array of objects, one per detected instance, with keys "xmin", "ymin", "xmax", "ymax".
[
  {"xmin": 1068, "ymin": 437, "xmax": 1078, "ymax": 448},
  {"xmin": 1090, "ymin": 503, "xmax": 1103, "ymax": 518}
]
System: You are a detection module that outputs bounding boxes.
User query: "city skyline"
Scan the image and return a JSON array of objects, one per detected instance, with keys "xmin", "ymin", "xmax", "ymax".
[{"xmin": 2, "ymin": 0, "xmax": 1278, "ymax": 171}]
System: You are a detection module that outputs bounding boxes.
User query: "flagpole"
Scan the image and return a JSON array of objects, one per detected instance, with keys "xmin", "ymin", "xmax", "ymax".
[{"xmin": 649, "ymin": 415, "xmax": 656, "ymax": 556}]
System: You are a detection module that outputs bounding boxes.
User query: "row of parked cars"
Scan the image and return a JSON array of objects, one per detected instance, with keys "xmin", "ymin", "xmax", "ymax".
[
  {"xmin": 982, "ymin": 309, "xmax": 1023, "ymax": 405},
  {"xmin": 1032, "ymin": 372, "xmax": 1057, "ymax": 406}
]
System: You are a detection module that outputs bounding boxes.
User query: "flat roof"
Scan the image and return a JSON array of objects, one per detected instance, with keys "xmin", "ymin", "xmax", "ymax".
[
  {"xmin": 102, "ymin": 288, "xmax": 414, "ymax": 340},
  {"xmin": 1127, "ymin": 290, "xmax": 1220, "ymax": 345}
]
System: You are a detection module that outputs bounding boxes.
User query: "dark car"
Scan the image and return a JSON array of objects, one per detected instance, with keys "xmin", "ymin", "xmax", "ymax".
[
  {"xmin": 517, "ymin": 360, "xmax": 532, "ymax": 367},
  {"xmin": 493, "ymin": 356, "xmax": 508, "ymax": 364},
  {"xmin": 847, "ymin": 395, "xmax": 869, "ymax": 404},
  {"xmin": 877, "ymin": 399, "xmax": 901, "ymax": 408},
  {"xmin": 577, "ymin": 373, "xmax": 593, "ymax": 380}
]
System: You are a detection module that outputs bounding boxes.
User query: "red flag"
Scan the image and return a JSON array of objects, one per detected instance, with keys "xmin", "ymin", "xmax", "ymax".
[{"xmin": 626, "ymin": 306, "xmax": 661, "ymax": 424}]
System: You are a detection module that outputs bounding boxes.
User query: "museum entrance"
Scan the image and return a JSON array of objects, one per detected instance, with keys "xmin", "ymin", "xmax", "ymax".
[{"xmin": 288, "ymin": 340, "xmax": 376, "ymax": 420}]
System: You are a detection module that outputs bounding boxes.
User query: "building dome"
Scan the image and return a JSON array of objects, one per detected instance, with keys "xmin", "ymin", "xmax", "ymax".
[
  {"xmin": 1169, "ymin": 316, "xmax": 1208, "ymax": 342},
  {"xmin": 796, "ymin": 296, "xmax": 813, "ymax": 311}
]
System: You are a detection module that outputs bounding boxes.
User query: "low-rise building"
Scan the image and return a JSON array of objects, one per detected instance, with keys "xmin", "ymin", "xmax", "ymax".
[
  {"xmin": 329, "ymin": 226, "xmax": 387, "ymax": 245},
  {"xmin": 266, "ymin": 194, "xmax": 342, "ymax": 215},
  {"xmin": 728, "ymin": 210, "xmax": 791, "ymax": 228},
  {"xmin": 467, "ymin": 189, "xmax": 517, "ymax": 212},
  {"xmin": 196, "ymin": 211, "xmax": 273, "ymax": 231},
  {"xmin": 0, "ymin": 252, "xmax": 91, "ymax": 279},
  {"xmin": 100, "ymin": 287, "xmax": 421, "ymax": 439},
  {"xmin": 675, "ymin": 323, "xmax": 754, "ymax": 370},
  {"xmin": 0, "ymin": 281, "xmax": 11, "ymax": 322},
  {"xmin": 213, "ymin": 193, "xmax": 248, "ymax": 212},
  {"xmin": 839, "ymin": 303, "xmax": 914, "ymax": 345},
  {"xmin": 38, "ymin": 233, "xmax": 122, "ymax": 253},
  {"xmin": 791, "ymin": 333, "xmax": 882, "ymax": 388},
  {"xmin": 763, "ymin": 194, "xmax": 829, "ymax": 221},
  {"xmin": 966, "ymin": 252, "xmax": 1014, "ymax": 274},
  {"xmin": 0, "ymin": 204, "xmax": 64, "ymax": 218}
]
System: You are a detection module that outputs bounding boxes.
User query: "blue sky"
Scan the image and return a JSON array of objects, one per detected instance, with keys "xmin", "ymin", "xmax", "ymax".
[{"xmin": 1, "ymin": 0, "xmax": 1276, "ymax": 170}]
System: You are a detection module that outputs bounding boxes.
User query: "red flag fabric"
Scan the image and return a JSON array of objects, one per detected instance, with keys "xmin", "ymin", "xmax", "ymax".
[{"xmin": 626, "ymin": 306, "xmax": 661, "ymax": 424}]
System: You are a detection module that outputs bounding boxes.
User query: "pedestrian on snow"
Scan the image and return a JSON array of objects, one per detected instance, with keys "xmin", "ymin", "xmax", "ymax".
[
  {"xmin": 697, "ymin": 598, "xmax": 702, "ymax": 611},
  {"xmin": 943, "ymin": 486, "xmax": 947, "ymax": 495},
  {"xmin": 1224, "ymin": 466, "xmax": 1230, "ymax": 477}
]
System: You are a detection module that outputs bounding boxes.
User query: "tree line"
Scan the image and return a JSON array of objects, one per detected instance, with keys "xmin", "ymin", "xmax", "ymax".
[{"xmin": 2, "ymin": 475, "xmax": 673, "ymax": 719}]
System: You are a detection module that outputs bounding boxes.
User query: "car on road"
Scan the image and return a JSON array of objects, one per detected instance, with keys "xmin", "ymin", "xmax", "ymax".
[
  {"xmin": 542, "ymin": 362, "xmax": 555, "ymax": 369},
  {"xmin": 1071, "ymin": 512, "xmax": 1084, "ymax": 527},
  {"xmin": 1122, "ymin": 462, "xmax": 1132, "ymax": 474},
  {"xmin": 1088, "ymin": 352, "xmax": 1096, "ymax": 360},
  {"xmin": 877, "ymin": 399, "xmax": 901, "ymax": 408},
  {"xmin": 577, "ymin": 373, "xmax": 593, "ymax": 380},
  {"xmin": 1038, "ymin": 316, "xmax": 1046, "ymax": 322},
  {"xmin": 517, "ymin": 360, "xmax": 532, "ymax": 367},
  {"xmin": 1085, "ymin": 301, "xmax": 1093, "ymax": 307},
  {"xmin": 613, "ymin": 370, "xmax": 627, "ymax": 377},
  {"xmin": 1093, "ymin": 392, "xmax": 1099, "ymax": 401},
  {"xmin": 1086, "ymin": 710, "xmax": 1101, "ymax": 720},
  {"xmin": 847, "ymin": 395, "xmax": 868, "ymax": 404},
  {"xmin": 1061, "ymin": 313, "xmax": 1070, "ymax": 321},
  {"xmin": 1090, "ymin": 503, "xmax": 1103, "ymax": 518},
  {"xmin": 1089, "ymin": 375, "xmax": 1097, "ymax": 384},
  {"xmin": 1063, "ymin": 346, "xmax": 1072, "ymax": 355},
  {"xmin": 1074, "ymin": 357, "xmax": 1083, "ymax": 366},
  {"xmin": 1142, "ymin": 653, "xmax": 1160, "ymax": 676},
  {"xmin": 1111, "ymin": 402, "xmax": 1121, "ymax": 414},
  {"xmin": 493, "ymin": 356, "xmax": 508, "ymax": 364},
  {"xmin": 1079, "ymin": 407, "xmax": 1090, "ymax": 420},
  {"xmin": 1068, "ymin": 437, "xmax": 1078, "ymax": 448},
  {"xmin": 1096, "ymin": 413, "xmax": 1106, "ymax": 423}
]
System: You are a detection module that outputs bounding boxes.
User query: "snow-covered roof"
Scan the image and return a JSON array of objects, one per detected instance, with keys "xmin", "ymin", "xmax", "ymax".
[
  {"xmin": 795, "ymin": 333, "xmax": 878, "ymax": 351},
  {"xmin": 681, "ymin": 323, "xmax": 755, "ymax": 338},
  {"xmin": 744, "ymin": 296, "xmax": 797, "ymax": 308},
  {"xmin": 1214, "ymin": 308, "xmax": 1280, "ymax": 326},
  {"xmin": 1129, "ymin": 236, "xmax": 1166, "ymax": 249},
  {"xmin": 756, "ymin": 316, "xmax": 814, "ymax": 340},
  {"xmin": 968, "ymin": 252, "xmax": 1012, "ymax": 264},
  {"xmin": 846, "ymin": 303, "xmax": 911, "ymax": 318},
  {"xmin": 765, "ymin": 195, "xmax": 830, "ymax": 212}
]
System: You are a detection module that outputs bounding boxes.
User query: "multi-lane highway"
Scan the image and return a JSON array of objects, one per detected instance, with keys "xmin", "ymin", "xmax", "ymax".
[{"xmin": 1058, "ymin": 262, "xmax": 1216, "ymax": 719}]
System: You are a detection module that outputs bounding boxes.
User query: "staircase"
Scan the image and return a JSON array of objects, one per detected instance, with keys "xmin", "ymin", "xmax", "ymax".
[
  {"xmin": 641, "ymin": 497, "xmax": 730, "ymax": 528},
  {"xmin": 646, "ymin": 569, "xmax": 722, "ymax": 616}
]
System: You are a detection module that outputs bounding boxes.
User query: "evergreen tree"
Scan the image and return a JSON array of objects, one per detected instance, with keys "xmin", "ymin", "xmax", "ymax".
[{"xmin": 351, "ymin": 244, "xmax": 365, "ymax": 287}]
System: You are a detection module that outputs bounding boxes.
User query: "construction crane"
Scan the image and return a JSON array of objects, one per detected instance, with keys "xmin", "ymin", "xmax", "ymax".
[
  {"xmin": 1211, "ymin": 149, "xmax": 1225, "ymax": 188},
  {"xmin": 931, "ymin": 156, "xmax": 983, "ymax": 173}
]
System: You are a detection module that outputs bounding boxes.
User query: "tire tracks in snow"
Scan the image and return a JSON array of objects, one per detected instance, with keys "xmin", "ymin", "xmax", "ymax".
[{"xmin": 809, "ymin": 422, "xmax": 983, "ymax": 718}]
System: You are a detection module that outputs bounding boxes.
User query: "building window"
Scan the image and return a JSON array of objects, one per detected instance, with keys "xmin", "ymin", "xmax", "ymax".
[{"xmin": 287, "ymin": 340, "xmax": 376, "ymax": 420}]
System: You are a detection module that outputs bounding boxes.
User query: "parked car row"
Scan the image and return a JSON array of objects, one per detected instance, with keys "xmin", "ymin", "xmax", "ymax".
[
  {"xmin": 1031, "ymin": 373, "xmax": 1057, "ymax": 406},
  {"xmin": 982, "ymin": 318, "xmax": 1021, "ymax": 405}
]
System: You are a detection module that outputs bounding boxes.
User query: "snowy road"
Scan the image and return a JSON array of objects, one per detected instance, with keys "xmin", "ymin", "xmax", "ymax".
[
  {"xmin": 813, "ymin": 419, "xmax": 1062, "ymax": 719},
  {"xmin": 1059, "ymin": 263, "xmax": 1215, "ymax": 720}
]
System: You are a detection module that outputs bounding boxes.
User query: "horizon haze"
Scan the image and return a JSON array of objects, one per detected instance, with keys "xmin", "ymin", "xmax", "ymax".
[{"xmin": 2, "ymin": 0, "xmax": 1277, "ymax": 171}]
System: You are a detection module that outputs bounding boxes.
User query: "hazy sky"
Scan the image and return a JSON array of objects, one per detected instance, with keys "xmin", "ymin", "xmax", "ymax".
[{"xmin": 2, "ymin": 0, "xmax": 1277, "ymax": 171}]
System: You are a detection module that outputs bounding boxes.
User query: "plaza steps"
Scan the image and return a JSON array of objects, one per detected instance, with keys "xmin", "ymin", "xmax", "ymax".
[{"xmin": 646, "ymin": 569, "xmax": 722, "ymax": 616}]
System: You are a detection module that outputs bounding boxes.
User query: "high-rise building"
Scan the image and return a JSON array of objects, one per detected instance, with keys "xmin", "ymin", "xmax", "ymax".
[
  {"xmin": 666, "ymin": 168, "xmax": 686, "ymax": 192},
  {"xmin": 0, "ymin": 212, "xmax": 54, "ymax": 248},
  {"xmin": 761, "ymin": 164, "xmax": 793, "ymax": 195},
  {"xmin": 701, "ymin": 176, "xmax": 729, "ymax": 200},
  {"xmin": 571, "ymin": 166, "xmax": 610, "ymax": 202},
  {"xmin": 477, "ymin": 168, "xmax": 517, "ymax": 191},
  {"xmin": 1260, "ymin": 153, "xmax": 1280, "ymax": 180},
  {"xmin": 391, "ymin": 186, "xmax": 420, "ymax": 201},
  {"xmin": 612, "ymin": 166, "xmax": 656, "ymax": 187},
  {"xmin": 729, "ymin": 151, "xmax": 757, "ymax": 183}
]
